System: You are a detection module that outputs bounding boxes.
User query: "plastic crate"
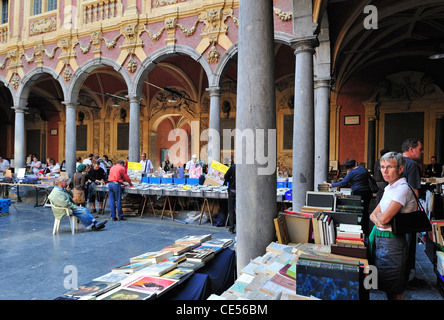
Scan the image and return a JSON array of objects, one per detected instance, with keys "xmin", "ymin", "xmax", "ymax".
[
  {"xmin": 150, "ymin": 177, "xmax": 161, "ymax": 184},
  {"xmin": 186, "ymin": 178, "xmax": 199, "ymax": 185},
  {"xmin": 173, "ymin": 178, "xmax": 186, "ymax": 185},
  {"xmin": 161, "ymin": 177, "xmax": 173, "ymax": 184},
  {"xmin": 285, "ymin": 189, "xmax": 292, "ymax": 201},
  {"xmin": 277, "ymin": 181, "xmax": 287, "ymax": 188},
  {"xmin": 141, "ymin": 177, "xmax": 149, "ymax": 184}
]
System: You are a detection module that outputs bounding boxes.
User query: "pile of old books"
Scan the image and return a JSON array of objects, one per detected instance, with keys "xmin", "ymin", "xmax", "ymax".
[
  {"xmin": 56, "ymin": 234, "xmax": 234, "ymax": 300},
  {"xmin": 208, "ymin": 241, "xmax": 367, "ymax": 300},
  {"xmin": 330, "ymin": 224, "xmax": 366, "ymax": 258}
]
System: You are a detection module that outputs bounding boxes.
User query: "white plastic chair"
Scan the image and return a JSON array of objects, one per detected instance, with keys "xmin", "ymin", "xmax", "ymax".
[{"xmin": 50, "ymin": 201, "xmax": 79, "ymax": 235}]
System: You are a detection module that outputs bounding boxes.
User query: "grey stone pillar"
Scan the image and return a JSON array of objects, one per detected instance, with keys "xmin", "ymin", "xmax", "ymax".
[
  {"xmin": 236, "ymin": 0, "xmax": 277, "ymax": 271},
  {"xmin": 314, "ymin": 79, "xmax": 330, "ymax": 189},
  {"xmin": 207, "ymin": 86, "xmax": 221, "ymax": 165},
  {"xmin": 13, "ymin": 106, "xmax": 26, "ymax": 169},
  {"xmin": 292, "ymin": 38, "xmax": 317, "ymax": 211},
  {"xmin": 128, "ymin": 96, "xmax": 140, "ymax": 163},
  {"xmin": 64, "ymin": 102, "xmax": 77, "ymax": 178}
]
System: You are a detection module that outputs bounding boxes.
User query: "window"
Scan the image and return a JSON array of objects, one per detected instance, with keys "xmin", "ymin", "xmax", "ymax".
[
  {"xmin": 33, "ymin": 0, "xmax": 42, "ymax": 15},
  {"xmin": 1, "ymin": 0, "xmax": 8, "ymax": 24},
  {"xmin": 32, "ymin": 0, "xmax": 57, "ymax": 15},
  {"xmin": 47, "ymin": 0, "xmax": 56, "ymax": 11}
]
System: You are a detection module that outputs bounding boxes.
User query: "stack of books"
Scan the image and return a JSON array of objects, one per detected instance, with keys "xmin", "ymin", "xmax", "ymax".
[{"xmin": 56, "ymin": 234, "xmax": 232, "ymax": 300}]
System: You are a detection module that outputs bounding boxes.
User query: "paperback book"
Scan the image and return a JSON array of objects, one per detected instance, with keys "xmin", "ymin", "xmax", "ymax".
[
  {"xmin": 62, "ymin": 281, "xmax": 120, "ymax": 298},
  {"xmin": 123, "ymin": 275, "xmax": 178, "ymax": 296}
]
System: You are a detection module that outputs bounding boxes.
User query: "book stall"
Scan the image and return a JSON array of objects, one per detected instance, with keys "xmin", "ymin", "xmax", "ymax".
[
  {"xmin": 207, "ymin": 189, "xmax": 371, "ymax": 301},
  {"xmin": 95, "ymin": 160, "xmax": 293, "ymax": 224},
  {"xmin": 55, "ymin": 234, "xmax": 236, "ymax": 300},
  {"xmin": 0, "ymin": 168, "xmax": 57, "ymax": 206}
]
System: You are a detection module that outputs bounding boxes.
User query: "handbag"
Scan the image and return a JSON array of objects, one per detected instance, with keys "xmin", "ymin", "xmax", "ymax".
[
  {"xmin": 368, "ymin": 174, "xmax": 379, "ymax": 193},
  {"xmin": 390, "ymin": 184, "xmax": 432, "ymax": 236}
]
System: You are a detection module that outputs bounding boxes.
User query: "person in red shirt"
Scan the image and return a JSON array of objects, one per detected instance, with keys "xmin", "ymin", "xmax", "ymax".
[{"xmin": 108, "ymin": 160, "xmax": 133, "ymax": 221}]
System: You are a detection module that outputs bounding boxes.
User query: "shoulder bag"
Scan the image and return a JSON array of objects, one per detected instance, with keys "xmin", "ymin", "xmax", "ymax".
[
  {"xmin": 368, "ymin": 173, "xmax": 379, "ymax": 193},
  {"xmin": 390, "ymin": 184, "xmax": 432, "ymax": 236}
]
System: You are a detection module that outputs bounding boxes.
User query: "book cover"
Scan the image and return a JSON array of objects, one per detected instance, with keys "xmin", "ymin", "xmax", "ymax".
[
  {"xmin": 63, "ymin": 281, "xmax": 120, "ymax": 298},
  {"xmin": 203, "ymin": 238, "xmax": 233, "ymax": 248},
  {"xmin": 93, "ymin": 272, "xmax": 131, "ymax": 284},
  {"xmin": 97, "ymin": 288, "xmax": 156, "ymax": 300},
  {"xmin": 137, "ymin": 261, "xmax": 177, "ymax": 276},
  {"xmin": 123, "ymin": 275, "xmax": 178, "ymax": 296},
  {"xmin": 112, "ymin": 261, "xmax": 151, "ymax": 273},
  {"xmin": 130, "ymin": 251, "xmax": 173, "ymax": 264},
  {"xmin": 195, "ymin": 245, "xmax": 223, "ymax": 254},
  {"xmin": 178, "ymin": 259, "xmax": 205, "ymax": 271},
  {"xmin": 269, "ymin": 273, "xmax": 296, "ymax": 291},
  {"xmin": 160, "ymin": 244, "xmax": 191, "ymax": 256},
  {"xmin": 185, "ymin": 249, "xmax": 215, "ymax": 262},
  {"xmin": 228, "ymin": 281, "xmax": 248, "ymax": 295},
  {"xmin": 175, "ymin": 234, "xmax": 212, "ymax": 245},
  {"xmin": 259, "ymin": 279, "xmax": 295, "ymax": 296},
  {"xmin": 162, "ymin": 268, "xmax": 194, "ymax": 281}
]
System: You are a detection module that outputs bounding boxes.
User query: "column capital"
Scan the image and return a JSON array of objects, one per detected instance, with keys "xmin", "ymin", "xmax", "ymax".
[
  {"xmin": 125, "ymin": 95, "xmax": 141, "ymax": 103},
  {"xmin": 12, "ymin": 105, "xmax": 27, "ymax": 113},
  {"xmin": 291, "ymin": 36, "xmax": 319, "ymax": 55},
  {"xmin": 63, "ymin": 101, "xmax": 78, "ymax": 108},
  {"xmin": 206, "ymin": 86, "xmax": 221, "ymax": 97}
]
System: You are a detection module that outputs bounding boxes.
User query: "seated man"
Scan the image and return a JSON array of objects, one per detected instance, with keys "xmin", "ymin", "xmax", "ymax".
[{"xmin": 48, "ymin": 176, "xmax": 107, "ymax": 231}]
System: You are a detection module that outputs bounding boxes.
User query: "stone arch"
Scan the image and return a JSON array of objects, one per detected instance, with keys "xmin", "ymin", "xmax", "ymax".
[
  {"xmin": 15, "ymin": 66, "xmax": 67, "ymax": 107},
  {"xmin": 131, "ymin": 44, "xmax": 213, "ymax": 99},
  {"xmin": 67, "ymin": 57, "xmax": 132, "ymax": 104},
  {"xmin": 213, "ymin": 31, "xmax": 295, "ymax": 88}
]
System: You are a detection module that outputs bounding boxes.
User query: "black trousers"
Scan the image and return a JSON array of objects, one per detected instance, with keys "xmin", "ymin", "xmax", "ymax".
[{"xmin": 227, "ymin": 190, "xmax": 236, "ymax": 231}]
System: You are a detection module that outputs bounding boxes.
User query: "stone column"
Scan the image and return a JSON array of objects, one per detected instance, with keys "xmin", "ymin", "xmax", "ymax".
[
  {"xmin": 207, "ymin": 86, "xmax": 221, "ymax": 165},
  {"xmin": 13, "ymin": 106, "xmax": 26, "ymax": 169},
  {"xmin": 292, "ymin": 38, "xmax": 317, "ymax": 211},
  {"xmin": 128, "ymin": 95, "xmax": 140, "ymax": 163},
  {"xmin": 236, "ymin": 0, "xmax": 277, "ymax": 271},
  {"xmin": 64, "ymin": 102, "xmax": 77, "ymax": 178},
  {"xmin": 314, "ymin": 79, "xmax": 330, "ymax": 189}
]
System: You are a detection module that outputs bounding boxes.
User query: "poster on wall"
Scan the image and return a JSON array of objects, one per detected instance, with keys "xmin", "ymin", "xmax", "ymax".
[{"xmin": 127, "ymin": 162, "xmax": 142, "ymax": 183}]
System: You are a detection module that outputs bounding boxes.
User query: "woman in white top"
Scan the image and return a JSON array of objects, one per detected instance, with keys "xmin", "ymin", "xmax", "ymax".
[
  {"xmin": 30, "ymin": 156, "xmax": 42, "ymax": 174},
  {"xmin": 48, "ymin": 158, "xmax": 61, "ymax": 175},
  {"xmin": 369, "ymin": 152, "xmax": 416, "ymax": 300}
]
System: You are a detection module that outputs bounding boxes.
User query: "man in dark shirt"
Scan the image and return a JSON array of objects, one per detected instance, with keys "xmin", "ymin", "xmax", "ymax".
[
  {"xmin": 86, "ymin": 161, "xmax": 107, "ymax": 214},
  {"xmin": 424, "ymin": 156, "xmax": 442, "ymax": 178},
  {"xmin": 223, "ymin": 164, "xmax": 236, "ymax": 234},
  {"xmin": 401, "ymin": 138, "xmax": 424, "ymax": 282}
]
